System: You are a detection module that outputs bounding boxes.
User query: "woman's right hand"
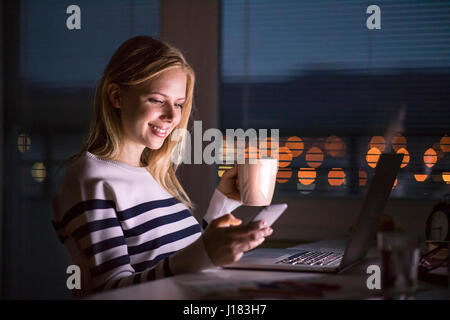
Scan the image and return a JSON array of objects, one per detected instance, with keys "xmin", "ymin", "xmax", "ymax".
[{"xmin": 202, "ymin": 214, "xmax": 273, "ymax": 266}]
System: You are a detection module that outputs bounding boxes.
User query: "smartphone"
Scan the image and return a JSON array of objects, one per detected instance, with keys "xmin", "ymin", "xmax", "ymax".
[{"xmin": 250, "ymin": 203, "xmax": 288, "ymax": 227}]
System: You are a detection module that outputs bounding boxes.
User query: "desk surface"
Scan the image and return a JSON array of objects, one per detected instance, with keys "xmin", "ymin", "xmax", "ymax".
[{"xmin": 89, "ymin": 243, "xmax": 449, "ymax": 300}]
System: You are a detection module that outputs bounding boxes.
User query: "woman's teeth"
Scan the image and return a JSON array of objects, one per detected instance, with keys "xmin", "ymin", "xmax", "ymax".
[
  {"xmin": 150, "ymin": 125, "xmax": 168, "ymax": 137},
  {"xmin": 151, "ymin": 125, "xmax": 167, "ymax": 133}
]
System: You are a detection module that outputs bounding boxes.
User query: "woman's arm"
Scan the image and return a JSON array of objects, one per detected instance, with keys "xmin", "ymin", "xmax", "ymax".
[
  {"xmin": 202, "ymin": 166, "xmax": 242, "ymax": 228},
  {"xmin": 202, "ymin": 188, "xmax": 242, "ymax": 228},
  {"xmin": 52, "ymin": 180, "xmax": 183, "ymax": 295}
]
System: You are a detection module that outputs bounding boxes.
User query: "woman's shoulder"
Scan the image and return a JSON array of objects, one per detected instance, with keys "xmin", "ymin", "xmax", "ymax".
[
  {"xmin": 52, "ymin": 152, "xmax": 115, "ymax": 220},
  {"xmin": 56, "ymin": 152, "xmax": 123, "ymax": 197},
  {"xmin": 62, "ymin": 151, "xmax": 107, "ymax": 183}
]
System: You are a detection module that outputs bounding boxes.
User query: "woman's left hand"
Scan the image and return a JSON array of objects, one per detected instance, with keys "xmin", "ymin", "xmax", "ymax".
[{"xmin": 217, "ymin": 165, "xmax": 241, "ymax": 201}]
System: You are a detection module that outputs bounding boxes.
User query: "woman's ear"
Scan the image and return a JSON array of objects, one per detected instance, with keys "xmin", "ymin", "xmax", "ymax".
[{"xmin": 107, "ymin": 83, "xmax": 121, "ymax": 109}]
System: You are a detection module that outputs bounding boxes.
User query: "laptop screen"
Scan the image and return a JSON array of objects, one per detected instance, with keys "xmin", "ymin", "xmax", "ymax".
[{"xmin": 340, "ymin": 153, "xmax": 404, "ymax": 270}]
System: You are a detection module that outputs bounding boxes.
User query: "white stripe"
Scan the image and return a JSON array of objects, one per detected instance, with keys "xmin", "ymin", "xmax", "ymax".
[
  {"xmin": 78, "ymin": 226, "xmax": 124, "ymax": 248},
  {"xmin": 65, "ymin": 207, "xmax": 117, "ymax": 235},
  {"xmin": 88, "ymin": 244, "xmax": 130, "ymax": 267}
]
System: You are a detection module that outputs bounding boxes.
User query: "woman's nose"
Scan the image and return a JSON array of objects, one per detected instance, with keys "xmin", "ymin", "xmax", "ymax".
[{"xmin": 160, "ymin": 102, "xmax": 175, "ymax": 120}]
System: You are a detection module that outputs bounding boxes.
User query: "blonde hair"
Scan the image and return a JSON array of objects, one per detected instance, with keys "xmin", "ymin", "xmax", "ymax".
[{"xmin": 68, "ymin": 36, "xmax": 195, "ymax": 210}]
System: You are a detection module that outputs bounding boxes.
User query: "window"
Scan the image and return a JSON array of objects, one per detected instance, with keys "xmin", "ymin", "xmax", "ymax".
[
  {"xmin": 219, "ymin": 0, "xmax": 450, "ymax": 199},
  {"xmin": 3, "ymin": 0, "xmax": 160, "ymax": 298}
]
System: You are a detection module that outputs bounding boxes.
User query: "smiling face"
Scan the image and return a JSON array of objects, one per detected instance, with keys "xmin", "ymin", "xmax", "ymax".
[{"xmin": 112, "ymin": 67, "xmax": 187, "ymax": 152}]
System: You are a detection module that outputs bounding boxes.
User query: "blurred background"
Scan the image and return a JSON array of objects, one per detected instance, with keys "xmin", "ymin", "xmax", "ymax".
[{"xmin": 1, "ymin": 0, "xmax": 449, "ymax": 298}]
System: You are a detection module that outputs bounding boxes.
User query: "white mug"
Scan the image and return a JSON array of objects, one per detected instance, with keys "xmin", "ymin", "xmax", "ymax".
[{"xmin": 238, "ymin": 158, "xmax": 278, "ymax": 206}]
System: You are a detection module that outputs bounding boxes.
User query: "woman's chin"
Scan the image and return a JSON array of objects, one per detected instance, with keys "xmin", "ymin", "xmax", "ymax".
[{"xmin": 146, "ymin": 141, "xmax": 164, "ymax": 150}]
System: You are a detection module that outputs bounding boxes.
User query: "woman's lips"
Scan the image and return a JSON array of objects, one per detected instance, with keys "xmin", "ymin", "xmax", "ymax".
[{"xmin": 149, "ymin": 124, "xmax": 169, "ymax": 138}]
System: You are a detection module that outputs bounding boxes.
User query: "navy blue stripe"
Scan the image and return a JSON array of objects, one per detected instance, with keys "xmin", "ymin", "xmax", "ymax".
[
  {"xmin": 122, "ymin": 209, "xmax": 192, "ymax": 238},
  {"xmin": 61, "ymin": 199, "xmax": 116, "ymax": 228},
  {"xmin": 202, "ymin": 219, "xmax": 209, "ymax": 230},
  {"xmin": 84, "ymin": 236, "xmax": 126, "ymax": 257},
  {"xmin": 128, "ymin": 224, "xmax": 201, "ymax": 256},
  {"xmin": 133, "ymin": 251, "xmax": 176, "ymax": 272},
  {"xmin": 132, "ymin": 273, "xmax": 142, "ymax": 285},
  {"xmin": 163, "ymin": 258, "xmax": 173, "ymax": 277},
  {"xmin": 147, "ymin": 268, "xmax": 156, "ymax": 281},
  {"xmin": 90, "ymin": 254, "xmax": 130, "ymax": 278},
  {"xmin": 72, "ymin": 218, "xmax": 120, "ymax": 239},
  {"xmin": 117, "ymin": 198, "xmax": 179, "ymax": 221}
]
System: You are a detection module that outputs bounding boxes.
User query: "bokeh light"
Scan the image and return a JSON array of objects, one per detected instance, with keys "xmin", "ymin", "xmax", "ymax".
[
  {"xmin": 359, "ymin": 169, "xmax": 367, "ymax": 187},
  {"xmin": 328, "ymin": 168, "xmax": 345, "ymax": 186},
  {"xmin": 285, "ymin": 136, "xmax": 304, "ymax": 157},
  {"xmin": 17, "ymin": 133, "xmax": 31, "ymax": 153},
  {"xmin": 424, "ymin": 148, "xmax": 437, "ymax": 168},
  {"xmin": 245, "ymin": 144, "xmax": 260, "ymax": 160},
  {"xmin": 440, "ymin": 135, "xmax": 450, "ymax": 152},
  {"xmin": 325, "ymin": 136, "xmax": 346, "ymax": 157},
  {"xmin": 414, "ymin": 174, "xmax": 428, "ymax": 182},
  {"xmin": 366, "ymin": 147, "xmax": 381, "ymax": 168},
  {"xmin": 31, "ymin": 162, "xmax": 46, "ymax": 182},
  {"xmin": 306, "ymin": 147, "xmax": 324, "ymax": 168},
  {"xmin": 277, "ymin": 167, "xmax": 292, "ymax": 183},
  {"xmin": 298, "ymin": 168, "xmax": 316, "ymax": 185},
  {"xmin": 259, "ymin": 137, "xmax": 279, "ymax": 158},
  {"xmin": 369, "ymin": 136, "xmax": 386, "ymax": 152},
  {"xmin": 217, "ymin": 165, "xmax": 233, "ymax": 177},
  {"xmin": 432, "ymin": 142, "xmax": 445, "ymax": 160},
  {"xmin": 442, "ymin": 172, "xmax": 450, "ymax": 184},
  {"xmin": 277, "ymin": 146, "xmax": 293, "ymax": 168},
  {"xmin": 392, "ymin": 178, "xmax": 398, "ymax": 190},
  {"xmin": 218, "ymin": 139, "xmax": 235, "ymax": 164},
  {"xmin": 396, "ymin": 148, "xmax": 410, "ymax": 168}
]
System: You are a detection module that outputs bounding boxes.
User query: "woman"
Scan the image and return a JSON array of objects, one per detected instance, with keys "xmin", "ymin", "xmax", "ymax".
[{"xmin": 51, "ymin": 36, "xmax": 272, "ymax": 298}]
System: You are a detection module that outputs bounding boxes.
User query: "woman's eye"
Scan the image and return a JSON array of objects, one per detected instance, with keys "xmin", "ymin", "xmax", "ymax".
[{"xmin": 149, "ymin": 98, "xmax": 183, "ymax": 109}]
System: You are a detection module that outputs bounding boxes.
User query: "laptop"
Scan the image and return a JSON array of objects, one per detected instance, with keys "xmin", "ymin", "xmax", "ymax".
[{"xmin": 225, "ymin": 153, "xmax": 404, "ymax": 273}]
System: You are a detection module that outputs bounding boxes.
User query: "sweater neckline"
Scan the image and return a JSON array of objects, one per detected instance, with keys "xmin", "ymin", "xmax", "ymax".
[{"xmin": 85, "ymin": 151, "xmax": 149, "ymax": 173}]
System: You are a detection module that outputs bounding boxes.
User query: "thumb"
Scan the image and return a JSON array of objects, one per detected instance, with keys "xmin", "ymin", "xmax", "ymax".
[{"xmin": 210, "ymin": 213, "xmax": 242, "ymax": 228}]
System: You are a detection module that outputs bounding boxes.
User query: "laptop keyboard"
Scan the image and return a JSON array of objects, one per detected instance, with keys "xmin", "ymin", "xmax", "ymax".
[{"xmin": 277, "ymin": 250, "xmax": 343, "ymax": 266}]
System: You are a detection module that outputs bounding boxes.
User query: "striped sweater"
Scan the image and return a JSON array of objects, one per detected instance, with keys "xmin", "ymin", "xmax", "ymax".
[{"xmin": 51, "ymin": 151, "xmax": 241, "ymax": 298}]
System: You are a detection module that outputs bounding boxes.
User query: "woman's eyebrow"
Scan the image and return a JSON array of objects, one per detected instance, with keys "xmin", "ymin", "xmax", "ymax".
[{"xmin": 149, "ymin": 91, "xmax": 185, "ymax": 100}]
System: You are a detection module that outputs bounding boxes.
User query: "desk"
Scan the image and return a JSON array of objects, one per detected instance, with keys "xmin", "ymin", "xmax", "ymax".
[{"xmin": 89, "ymin": 244, "xmax": 449, "ymax": 300}]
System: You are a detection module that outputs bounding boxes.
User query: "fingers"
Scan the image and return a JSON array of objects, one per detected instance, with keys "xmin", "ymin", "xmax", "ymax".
[
  {"xmin": 232, "ymin": 226, "xmax": 272, "ymax": 253},
  {"xmin": 229, "ymin": 220, "xmax": 267, "ymax": 235},
  {"xmin": 222, "ymin": 165, "xmax": 238, "ymax": 179},
  {"xmin": 204, "ymin": 218, "xmax": 273, "ymax": 265},
  {"xmin": 229, "ymin": 222, "xmax": 273, "ymax": 242}
]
